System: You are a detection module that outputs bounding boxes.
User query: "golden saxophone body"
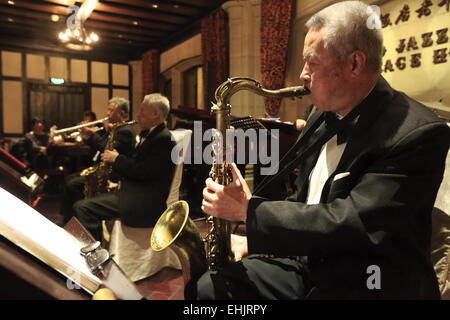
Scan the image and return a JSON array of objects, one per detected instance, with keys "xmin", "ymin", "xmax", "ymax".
[
  {"xmin": 81, "ymin": 120, "xmax": 137, "ymax": 198},
  {"xmin": 151, "ymin": 77, "xmax": 309, "ymax": 284}
]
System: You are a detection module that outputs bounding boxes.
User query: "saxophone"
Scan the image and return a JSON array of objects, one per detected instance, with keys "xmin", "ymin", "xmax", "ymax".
[
  {"xmin": 151, "ymin": 77, "xmax": 310, "ymax": 283},
  {"xmin": 81, "ymin": 120, "xmax": 137, "ymax": 198}
]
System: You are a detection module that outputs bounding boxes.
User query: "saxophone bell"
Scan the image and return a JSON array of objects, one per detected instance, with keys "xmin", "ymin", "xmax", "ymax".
[{"xmin": 151, "ymin": 201, "xmax": 207, "ymax": 285}]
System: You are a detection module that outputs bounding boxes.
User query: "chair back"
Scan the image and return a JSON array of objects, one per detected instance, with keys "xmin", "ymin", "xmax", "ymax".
[
  {"xmin": 431, "ymin": 147, "xmax": 450, "ymax": 299},
  {"xmin": 166, "ymin": 129, "xmax": 192, "ymax": 207},
  {"xmin": 101, "ymin": 129, "xmax": 191, "ymax": 282}
]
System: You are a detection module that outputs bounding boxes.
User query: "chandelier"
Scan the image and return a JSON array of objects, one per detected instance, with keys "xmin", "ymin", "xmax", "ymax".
[
  {"xmin": 57, "ymin": 0, "xmax": 99, "ymax": 51},
  {"xmin": 58, "ymin": 25, "xmax": 99, "ymax": 51}
]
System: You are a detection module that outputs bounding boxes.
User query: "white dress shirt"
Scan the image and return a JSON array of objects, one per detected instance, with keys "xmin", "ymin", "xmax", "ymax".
[
  {"xmin": 305, "ymin": 113, "xmax": 359, "ymax": 205},
  {"xmin": 306, "ymin": 134, "xmax": 347, "ymax": 205}
]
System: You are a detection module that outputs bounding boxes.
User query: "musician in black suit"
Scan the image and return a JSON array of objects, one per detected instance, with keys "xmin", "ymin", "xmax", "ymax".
[
  {"xmin": 60, "ymin": 97, "xmax": 136, "ymax": 224},
  {"xmin": 186, "ymin": 1, "xmax": 450, "ymax": 299},
  {"xmin": 73, "ymin": 93, "xmax": 176, "ymax": 240}
]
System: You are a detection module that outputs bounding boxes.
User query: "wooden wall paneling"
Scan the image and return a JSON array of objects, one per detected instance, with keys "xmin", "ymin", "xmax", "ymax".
[
  {"xmin": 1, "ymin": 44, "xmax": 131, "ymax": 136},
  {"xmin": 108, "ymin": 62, "xmax": 113, "ymax": 99},
  {"xmin": 67, "ymin": 57, "xmax": 71, "ymax": 85},
  {"xmin": 21, "ymin": 52, "xmax": 27, "ymax": 135},
  {"xmin": 128, "ymin": 64, "xmax": 133, "ymax": 118}
]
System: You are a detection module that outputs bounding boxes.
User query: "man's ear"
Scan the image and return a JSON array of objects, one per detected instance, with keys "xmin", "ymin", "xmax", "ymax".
[{"xmin": 348, "ymin": 50, "xmax": 366, "ymax": 77}]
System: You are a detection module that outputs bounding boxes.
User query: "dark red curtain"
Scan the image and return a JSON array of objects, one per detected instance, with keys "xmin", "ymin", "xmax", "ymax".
[
  {"xmin": 201, "ymin": 9, "xmax": 229, "ymax": 109},
  {"xmin": 142, "ymin": 49, "xmax": 159, "ymax": 95},
  {"xmin": 261, "ymin": 0, "xmax": 293, "ymax": 117}
]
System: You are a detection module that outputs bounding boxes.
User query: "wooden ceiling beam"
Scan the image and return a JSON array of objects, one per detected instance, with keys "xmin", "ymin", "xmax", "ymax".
[
  {"xmin": 1, "ymin": 1, "xmax": 68, "ymax": 17},
  {"xmin": 0, "ymin": 5, "xmax": 176, "ymax": 32},
  {"xmin": 0, "ymin": 36, "xmax": 144, "ymax": 62},
  {"xmin": 0, "ymin": 12, "xmax": 158, "ymax": 43},
  {"xmin": 0, "ymin": 23, "xmax": 149, "ymax": 60},
  {"xmin": 94, "ymin": 2, "xmax": 189, "ymax": 24},
  {"xmin": 0, "ymin": 5, "xmax": 55, "ymax": 21},
  {"xmin": 86, "ymin": 11, "xmax": 178, "ymax": 32},
  {"xmin": 38, "ymin": 0, "xmax": 181, "ymax": 30},
  {"xmin": 168, "ymin": 0, "xmax": 223, "ymax": 8},
  {"xmin": 0, "ymin": 17, "xmax": 155, "ymax": 47},
  {"xmin": 39, "ymin": 0, "xmax": 190, "ymax": 24},
  {"xmin": 84, "ymin": 20, "xmax": 165, "ymax": 37},
  {"xmin": 101, "ymin": 0, "xmax": 202, "ymax": 16},
  {"xmin": 0, "ymin": 0, "xmax": 228, "ymax": 56}
]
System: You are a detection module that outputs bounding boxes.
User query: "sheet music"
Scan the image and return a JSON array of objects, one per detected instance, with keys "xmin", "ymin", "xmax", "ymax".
[{"xmin": 0, "ymin": 187, "xmax": 100, "ymax": 292}]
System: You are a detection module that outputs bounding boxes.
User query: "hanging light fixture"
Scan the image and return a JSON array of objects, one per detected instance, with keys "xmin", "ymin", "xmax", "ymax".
[
  {"xmin": 58, "ymin": 25, "xmax": 99, "ymax": 51},
  {"xmin": 58, "ymin": 0, "xmax": 99, "ymax": 51}
]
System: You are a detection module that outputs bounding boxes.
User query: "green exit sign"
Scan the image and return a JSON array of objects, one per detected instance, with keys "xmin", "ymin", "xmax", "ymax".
[{"xmin": 50, "ymin": 77, "xmax": 65, "ymax": 85}]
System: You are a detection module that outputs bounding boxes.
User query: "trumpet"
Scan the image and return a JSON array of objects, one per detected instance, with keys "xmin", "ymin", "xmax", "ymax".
[{"xmin": 50, "ymin": 117, "xmax": 108, "ymax": 137}]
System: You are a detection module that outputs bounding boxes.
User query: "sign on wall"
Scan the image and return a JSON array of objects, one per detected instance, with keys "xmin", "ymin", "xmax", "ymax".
[{"xmin": 380, "ymin": 0, "xmax": 449, "ymax": 114}]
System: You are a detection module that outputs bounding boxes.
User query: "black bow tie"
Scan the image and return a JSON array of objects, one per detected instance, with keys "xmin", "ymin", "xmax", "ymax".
[{"xmin": 323, "ymin": 112, "xmax": 355, "ymax": 145}]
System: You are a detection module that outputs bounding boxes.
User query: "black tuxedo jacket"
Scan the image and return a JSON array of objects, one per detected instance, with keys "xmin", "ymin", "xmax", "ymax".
[
  {"xmin": 247, "ymin": 77, "xmax": 450, "ymax": 299},
  {"xmin": 112, "ymin": 123, "xmax": 175, "ymax": 228},
  {"xmin": 84, "ymin": 123, "xmax": 136, "ymax": 155}
]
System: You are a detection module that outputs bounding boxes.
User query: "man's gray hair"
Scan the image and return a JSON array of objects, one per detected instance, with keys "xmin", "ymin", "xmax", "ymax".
[
  {"xmin": 109, "ymin": 97, "xmax": 130, "ymax": 119},
  {"xmin": 143, "ymin": 93, "xmax": 170, "ymax": 120},
  {"xmin": 305, "ymin": 1, "xmax": 383, "ymax": 72}
]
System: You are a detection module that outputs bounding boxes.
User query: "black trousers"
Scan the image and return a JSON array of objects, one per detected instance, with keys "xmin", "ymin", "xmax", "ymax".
[
  {"xmin": 60, "ymin": 172, "xmax": 86, "ymax": 225},
  {"xmin": 72, "ymin": 191, "xmax": 121, "ymax": 241},
  {"xmin": 184, "ymin": 255, "xmax": 318, "ymax": 300}
]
